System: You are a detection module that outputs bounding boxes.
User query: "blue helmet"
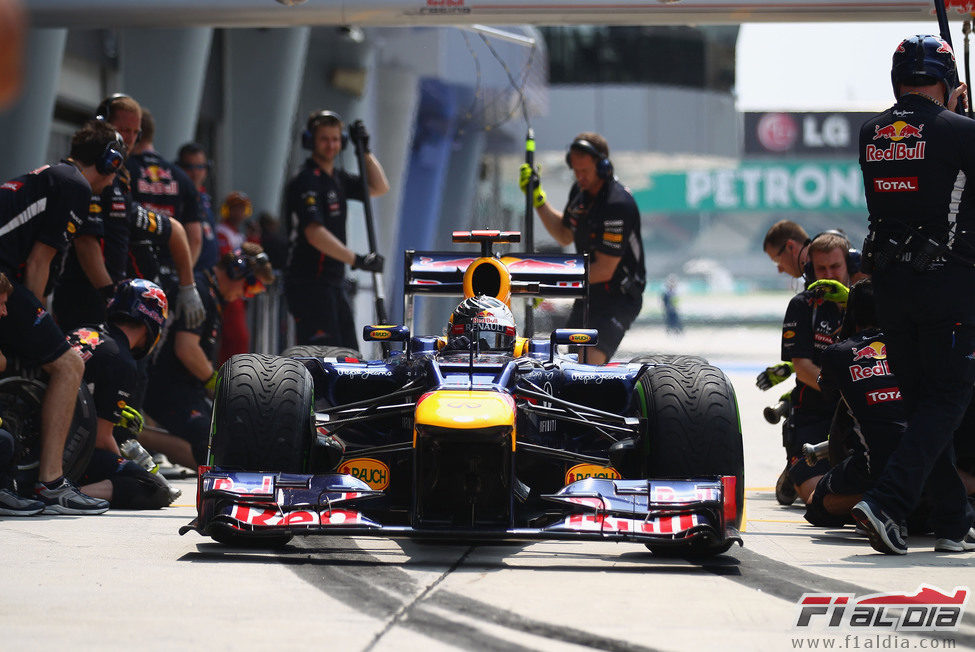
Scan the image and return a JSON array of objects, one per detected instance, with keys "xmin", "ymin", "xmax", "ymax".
[
  {"xmin": 891, "ymin": 35, "xmax": 958, "ymax": 101},
  {"xmin": 107, "ymin": 278, "xmax": 169, "ymax": 359}
]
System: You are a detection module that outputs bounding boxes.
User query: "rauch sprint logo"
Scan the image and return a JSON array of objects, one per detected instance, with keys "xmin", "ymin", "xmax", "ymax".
[{"xmin": 794, "ymin": 585, "xmax": 968, "ymax": 632}]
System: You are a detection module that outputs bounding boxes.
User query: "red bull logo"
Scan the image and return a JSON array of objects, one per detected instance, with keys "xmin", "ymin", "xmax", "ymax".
[
  {"xmin": 141, "ymin": 285, "xmax": 169, "ymax": 316},
  {"xmin": 75, "ymin": 328, "xmax": 101, "ymax": 346},
  {"xmin": 851, "ymin": 341, "xmax": 886, "ymax": 362},
  {"xmin": 873, "ymin": 122, "xmax": 923, "ymax": 142},
  {"xmin": 936, "ymin": 39, "xmax": 954, "ymax": 57},
  {"xmin": 849, "ymin": 359, "xmax": 892, "ymax": 382}
]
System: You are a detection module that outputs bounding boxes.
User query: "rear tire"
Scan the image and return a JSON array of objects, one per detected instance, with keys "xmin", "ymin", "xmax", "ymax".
[
  {"xmin": 633, "ymin": 363, "xmax": 744, "ymax": 554},
  {"xmin": 208, "ymin": 354, "xmax": 315, "ymax": 473},
  {"xmin": 0, "ymin": 375, "xmax": 97, "ymax": 486}
]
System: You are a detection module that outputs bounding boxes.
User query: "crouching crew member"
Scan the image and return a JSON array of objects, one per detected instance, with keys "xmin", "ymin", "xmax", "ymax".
[{"xmin": 69, "ymin": 279, "xmax": 176, "ymax": 509}]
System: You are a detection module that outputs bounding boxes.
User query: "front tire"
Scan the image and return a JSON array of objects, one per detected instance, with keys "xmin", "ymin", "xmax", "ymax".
[
  {"xmin": 634, "ymin": 363, "xmax": 744, "ymax": 554},
  {"xmin": 208, "ymin": 354, "xmax": 315, "ymax": 473}
]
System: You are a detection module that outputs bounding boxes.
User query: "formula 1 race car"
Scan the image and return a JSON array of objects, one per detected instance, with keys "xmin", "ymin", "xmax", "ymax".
[{"xmin": 181, "ymin": 231, "xmax": 744, "ymax": 557}]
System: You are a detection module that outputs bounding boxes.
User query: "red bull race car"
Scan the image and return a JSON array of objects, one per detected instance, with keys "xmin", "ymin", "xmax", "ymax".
[{"xmin": 180, "ymin": 231, "xmax": 744, "ymax": 557}]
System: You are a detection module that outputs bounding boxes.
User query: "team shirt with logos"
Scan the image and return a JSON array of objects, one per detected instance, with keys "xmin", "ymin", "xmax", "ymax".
[
  {"xmin": 284, "ymin": 159, "xmax": 366, "ymax": 284},
  {"xmin": 67, "ymin": 322, "xmax": 137, "ymax": 424},
  {"xmin": 0, "ymin": 162, "xmax": 90, "ymax": 282},
  {"xmin": 781, "ymin": 289, "xmax": 844, "ymax": 415},
  {"xmin": 859, "ymin": 93, "xmax": 975, "ymax": 252},
  {"xmin": 126, "ymin": 150, "xmax": 198, "ymax": 278},
  {"xmin": 194, "ymin": 188, "xmax": 218, "ymax": 272},
  {"xmin": 818, "ymin": 328, "xmax": 907, "ymax": 457},
  {"xmin": 61, "ymin": 170, "xmax": 173, "ymax": 288},
  {"xmin": 562, "ymin": 177, "xmax": 646, "ymax": 294}
]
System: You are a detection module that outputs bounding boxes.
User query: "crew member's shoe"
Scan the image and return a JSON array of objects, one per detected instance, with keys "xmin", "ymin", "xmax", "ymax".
[
  {"xmin": 0, "ymin": 488, "xmax": 45, "ymax": 516},
  {"xmin": 775, "ymin": 466, "xmax": 798, "ymax": 506},
  {"xmin": 35, "ymin": 477, "xmax": 109, "ymax": 515},
  {"xmin": 851, "ymin": 498, "xmax": 908, "ymax": 554},
  {"xmin": 934, "ymin": 528, "xmax": 975, "ymax": 553}
]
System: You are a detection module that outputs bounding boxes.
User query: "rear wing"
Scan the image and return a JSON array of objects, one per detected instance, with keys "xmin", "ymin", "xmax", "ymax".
[{"xmin": 403, "ymin": 249, "xmax": 589, "ymax": 332}]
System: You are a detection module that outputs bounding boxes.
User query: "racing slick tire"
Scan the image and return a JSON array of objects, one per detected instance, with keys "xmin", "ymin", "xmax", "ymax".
[
  {"xmin": 281, "ymin": 345, "xmax": 361, "ymax": 361},
  {"xmin": 209, "ymin": 354, "xmax": 315, "ymax": 474},
  {"xmin": 634, "ymin": 363, "xmax": 744, "ymax": 556},
  {"xmin": 0, "ymin": 374, "xmax": 97, "ymax": 485}
]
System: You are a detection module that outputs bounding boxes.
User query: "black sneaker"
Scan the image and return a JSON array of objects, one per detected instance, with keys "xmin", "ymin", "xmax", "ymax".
[
  {"xmin": 35, "ymin": 478, "xmax": 109, "ymax": 515},
  {"xmin": 0, "ymin": 488, "xmax": 45, "ymax": 516},
  {"xmin": 851, "ymin": 499, "xmax": 908, "ymax": 555},
  {"xmin": 775, "ymin": 466, "xmax": 798, "ymax": 506},
  {"xmin": 934, "ymin": 528, "xmax": 975, "ymax": 553}
]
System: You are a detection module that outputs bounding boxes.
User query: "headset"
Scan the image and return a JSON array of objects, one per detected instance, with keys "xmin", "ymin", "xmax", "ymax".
[
  {"xmin": 96, "ymin": 130, "xmax": 127, "ymax": 176},
  {"xmin": 805, "ymin": 229, "xmax": 861, "ymax": 276},
  {"xmin": 565, "ymin": 138, "xmax": 613, "ymax": 180},
  {"xmin": 301, "ymin": 110, "xmax": 348, "ymax": 151},
  {"xmin": 95, "ymin": 93, "xmax": 142, "ymax": 143},
  {"xmin": 220, "ymin": 191, "xmax": 253, "ymax": 220}
]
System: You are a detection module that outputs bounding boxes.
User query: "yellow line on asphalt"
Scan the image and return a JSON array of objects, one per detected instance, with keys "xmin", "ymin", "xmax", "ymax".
[{"xmin": 748, "ymin": 518, "xmax": 807, "ymax": 524}]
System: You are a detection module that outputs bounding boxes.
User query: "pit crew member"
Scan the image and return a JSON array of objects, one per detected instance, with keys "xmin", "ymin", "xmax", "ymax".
[
  {"xmin": 853, "ymin": 35, "xmax": 975, "ymax": 554},
  {"xmin": 0, "ymin": 120, "xmax": 125, "ymax": 514},
  {"xmin": 176, "ymin": 142, "xmax": 218, "ymax": 273},
  {"xmin": 67, "ymin": 279, "xmax": 176, "ymax": 509},
  {"xmin": 284, "ymin": 111, "xmax": 389, "ymax": 348},
  {"xmin": 521, "ymin": 132, "xmax": 646, "ymax": 364},
  {"xmin": 780, "ymin": 232, "xmax": 852, "ymax": 505},
  {"xmin": 125, "ymin": 107, "xmax": 204, "ymax": 326}
]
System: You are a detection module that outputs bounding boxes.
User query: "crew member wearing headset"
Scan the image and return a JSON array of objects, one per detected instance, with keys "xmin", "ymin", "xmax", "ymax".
[
  {"xmin": 852, "ymin": 35, "xmax": 975, "ymax": 554},
  {"xmin": 284, "ymin": 110, "xmax": 389, "ymax": 348},
  {"xmin": 0, "ymin": 120, "xmax": 123, "ymax": 515},
  {"xmin": 520, "ymin": 132, "xmax": 646, "ymax": 364}
]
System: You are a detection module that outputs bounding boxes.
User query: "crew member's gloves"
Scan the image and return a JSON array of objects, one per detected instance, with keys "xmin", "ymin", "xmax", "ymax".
[
  {"xmin": 519, "ymin": 163, "xmax": 547, "ymax": 208},
  {"xmin": 349, "ymin": 120, "xmax": 370, "ymax": 153},
  {"xmin": 808, "ymin": 279, "xmax": 849, "ymax": 307},
  {"xmin": 204, "ymin": 370, "xmax": 219, "ymax": 392},
  {"xmin": 756, "ymin": 361, "xmax": 794, "ymax": 391},
  {"xmin": 175, "ymin": 283, "xmax": 206, "ymax": 329},
  {"xmin": 117, "ymin": 405, "xmax": 145, "ymax": 436},
  {"xmin": 352, "ymin": 252, "xmax": 384, "ymax": 273}
]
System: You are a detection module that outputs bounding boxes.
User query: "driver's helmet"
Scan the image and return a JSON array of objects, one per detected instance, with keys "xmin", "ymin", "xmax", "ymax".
[
  {"xmin": 891, "ymin": 35, "xmax": 958, "ymax": 100},
  {"xmin": 448, "ymin": 295, "xmax": 516, "ymax": 353},
  {"xmin": 107, "ymin": 278, "xmax": 169, "ymax": 359}
]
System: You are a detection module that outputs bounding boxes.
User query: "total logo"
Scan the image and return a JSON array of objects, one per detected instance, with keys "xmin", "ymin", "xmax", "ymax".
[
  {"xmin": 866, "ymin": 387, "xmax": 902, "ymax": 405},
  {"xmin": 873, "ymin": 177, "xmax": 918, "ymax": 192}
]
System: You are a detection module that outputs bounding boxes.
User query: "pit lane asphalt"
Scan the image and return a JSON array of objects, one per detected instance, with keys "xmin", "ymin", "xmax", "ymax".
[{"xmin": 2, "ymin": 324, "xmax": 973, "ymax": 651}]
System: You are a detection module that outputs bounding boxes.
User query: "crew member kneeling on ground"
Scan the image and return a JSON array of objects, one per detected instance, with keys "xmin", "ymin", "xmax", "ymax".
[
  {"xmin": 141, "ymin": 243, "xmax": 274, "ymax": 468},
  {"xmin": 521, "ymin": 132, "xmax": 646, "ymax": 364},
  {"xmin": 67, "ymin": 279, "xmax": 176, "ymax": 509},
  {"xmin": 805, "ymin": 279, "xmax": 906, "ymax": 528},
  {"xmin": 780, "ymin": 232, "xmax": 852, "ymax": 504}
]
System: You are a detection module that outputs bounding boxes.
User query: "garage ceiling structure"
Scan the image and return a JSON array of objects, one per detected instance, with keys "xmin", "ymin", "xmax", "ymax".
[{"xmin": 27, "ymin": 0, "xmax": 938, "ymax": 29}]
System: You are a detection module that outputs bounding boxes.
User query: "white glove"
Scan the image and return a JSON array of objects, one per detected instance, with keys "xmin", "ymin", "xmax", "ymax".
[{"xmin": 176, "ymin": 283, "xmax": 206, "ymax": 329}]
